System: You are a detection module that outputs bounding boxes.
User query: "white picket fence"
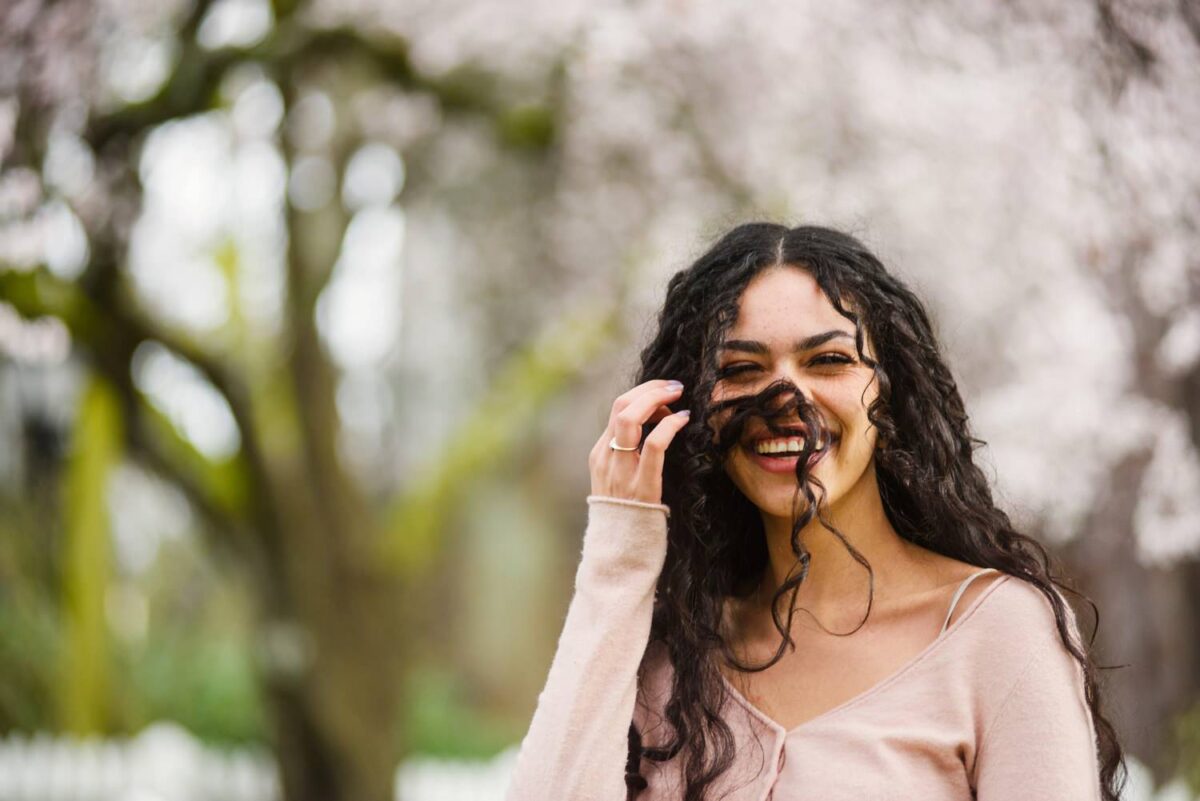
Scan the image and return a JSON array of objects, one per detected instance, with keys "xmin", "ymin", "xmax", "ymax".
[
  {"xmin": 0, "ymin": 723, "xmax": 518, "ymax": 801},
  {"xmin": 0, "ymin": 722, "xmax": 1194, "ymax": 801}
]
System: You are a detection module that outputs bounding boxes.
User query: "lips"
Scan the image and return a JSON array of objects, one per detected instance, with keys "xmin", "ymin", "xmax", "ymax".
[
  {"xmin": 743, "ymin": 433, "xmax": 838, "ymax": 475},
  {"xmin": 746, "ymin": 446, "xmax": 831, "ymax": 474}
]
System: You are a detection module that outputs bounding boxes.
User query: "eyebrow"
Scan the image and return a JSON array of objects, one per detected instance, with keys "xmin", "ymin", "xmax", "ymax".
[{"xmin": 719, "ymin": 330, "xmax": 855, "ymax": 355}]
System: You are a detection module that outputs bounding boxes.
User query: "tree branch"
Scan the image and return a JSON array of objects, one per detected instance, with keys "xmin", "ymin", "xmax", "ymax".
[
  {"xmin": 85, "ymin": 21, "xmax": 503, "ymax": 155},
  {"xmin": 381, "ymin": 301, "xmax": 621, "ymax": 578},
  {"xmin": 0, "ymin": 266, "xmax": 277, "ymax": 554}
]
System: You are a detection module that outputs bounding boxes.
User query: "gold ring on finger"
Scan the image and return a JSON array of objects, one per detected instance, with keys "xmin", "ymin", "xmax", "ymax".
[{"xmin": 609, "ymin": 436, "xmax": 641, "ymax": 452}]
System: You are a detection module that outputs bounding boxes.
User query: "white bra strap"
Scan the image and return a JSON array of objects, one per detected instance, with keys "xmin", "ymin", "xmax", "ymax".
[{"xmin": 939, "ymin": 568, "xmax": 999, "ymax": 635}]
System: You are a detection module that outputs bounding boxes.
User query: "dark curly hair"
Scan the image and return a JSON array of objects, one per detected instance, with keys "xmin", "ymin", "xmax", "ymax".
[{"xmin": 623, "ymin": 222, "xmax": 1126, "ymax": 800}]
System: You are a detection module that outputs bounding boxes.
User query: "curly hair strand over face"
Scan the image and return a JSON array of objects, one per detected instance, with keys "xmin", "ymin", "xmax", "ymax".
[{"xmin": 623, "ymin": 222, "xmax": 1126, "ymax": 801}]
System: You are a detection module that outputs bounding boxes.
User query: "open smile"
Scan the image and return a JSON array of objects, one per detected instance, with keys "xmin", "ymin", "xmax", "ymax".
[{"xmin": 744, "ymin": 436, "xmax": 837, "ymax": 475}]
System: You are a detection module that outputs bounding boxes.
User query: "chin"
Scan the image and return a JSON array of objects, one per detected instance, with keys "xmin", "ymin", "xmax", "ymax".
[
  {"xmin": 755, "ymin": 483, "xmax": 835, "ymax": 520},
  {"xmin": 728, "ymin": 464, "xmax": 837, "ymax": 519},
  {"xmin": 727, "ymin": 451, "xmax": 857, "ymax": 521}
]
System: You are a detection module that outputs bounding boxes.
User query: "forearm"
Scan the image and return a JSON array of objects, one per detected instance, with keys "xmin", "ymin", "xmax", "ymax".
[{"xmin": 503, "ymin": 496, "xmax": 669, "ymax": 801}]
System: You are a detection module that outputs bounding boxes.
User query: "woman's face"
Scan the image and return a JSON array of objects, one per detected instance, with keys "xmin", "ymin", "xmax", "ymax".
[{"xmin": 710, "ymin": 265, "xmax": 881, "ymax": 519}]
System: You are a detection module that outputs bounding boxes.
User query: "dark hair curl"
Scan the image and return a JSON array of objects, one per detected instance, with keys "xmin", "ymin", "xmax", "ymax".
[{"xmin": 623, "ymin": 222, "xmax": 1125, "ymax": 801}]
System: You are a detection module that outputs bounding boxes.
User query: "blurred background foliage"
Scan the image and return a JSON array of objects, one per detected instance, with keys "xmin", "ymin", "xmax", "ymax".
[{"xmin": 0, "ymin": 0, "xmax": 1198, "ymax": 799}]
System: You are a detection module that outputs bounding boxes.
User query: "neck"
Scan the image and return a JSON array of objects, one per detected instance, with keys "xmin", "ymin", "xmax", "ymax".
[{"xmin": 751, "ymin": 463, "xmax": 926, "ymax": 628}]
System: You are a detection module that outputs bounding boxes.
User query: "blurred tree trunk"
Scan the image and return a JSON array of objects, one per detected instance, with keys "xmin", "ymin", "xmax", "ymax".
[
  {"xmin": 1061, "ymin": 453, "xmax": 1200, "ymax": 779},
  {"xmin": 1062, "ymin": 232, "xmax": 1200, "ymax": 778},
  {"xmin": 259, "ymin": 462, "xmax": 404, "ymax": 801}
]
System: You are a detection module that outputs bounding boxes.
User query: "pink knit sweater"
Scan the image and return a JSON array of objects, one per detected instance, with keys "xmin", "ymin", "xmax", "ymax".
[{"xmin": 503, "ymin": 496, "xmax": 1102, "ymax": 800}]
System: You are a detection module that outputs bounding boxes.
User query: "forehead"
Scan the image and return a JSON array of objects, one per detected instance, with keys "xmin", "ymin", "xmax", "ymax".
[{"xmin": 728, "ymin": 265, "xmax": 854, "ymax": 337}]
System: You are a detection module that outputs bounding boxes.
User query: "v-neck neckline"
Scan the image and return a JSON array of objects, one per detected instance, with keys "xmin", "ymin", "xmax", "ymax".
[{"xmin": 717, "ymin": 572, "xmax": 1012, "ymax": 736}]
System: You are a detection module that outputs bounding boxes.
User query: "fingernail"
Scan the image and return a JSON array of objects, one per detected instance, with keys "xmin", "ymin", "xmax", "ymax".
[
  {"xmin": 676, "ymin": 409, "xmax": 691, "ymax": 418},
  {"xmin": 666, "ymin": 381, "xmax": 684, "ymax": 391}
]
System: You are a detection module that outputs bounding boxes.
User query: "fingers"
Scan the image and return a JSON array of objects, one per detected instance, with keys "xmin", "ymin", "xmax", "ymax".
[
  {"xmin": 645, "ymin": 403, "xmax": 677, "ymax": 425},
  {"xmin": 589, "ymin": 379, "xmax": 688, "ymax": 503},
  {"xmin": 609, "ymin": 380, "xmax": 684, "ymax": 450},
  {"xmin": 635, "ymin": 409, "xmax": 692, "ymax": 500}
]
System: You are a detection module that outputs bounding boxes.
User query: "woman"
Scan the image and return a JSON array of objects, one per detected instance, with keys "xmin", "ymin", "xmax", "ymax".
[{"xmin": 504, "ymin": 223, "xmax": 1125, "ymax": 800}]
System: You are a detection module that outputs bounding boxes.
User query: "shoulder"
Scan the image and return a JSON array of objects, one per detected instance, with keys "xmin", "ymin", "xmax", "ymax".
[
  {"xmin": 934, "ymin": 575, "xmax": 1091, "ymax": 733},
  {"xmin": 937, "ymin": 563, "xmax": 1007, "ymax": 630},
  {"xmin": 954, "ymin": 573, "xmax": 1089, "ymax": 687},
  {"xmin": 977, "ymin": 574, "xmax": 1084, "ymax": 647},
  {"xmin": 929, "ymin": 552, "xmax": 1082, "ymax": 647}
]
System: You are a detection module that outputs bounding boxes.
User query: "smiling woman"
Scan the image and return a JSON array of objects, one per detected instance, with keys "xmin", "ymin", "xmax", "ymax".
[{"xmin": 503, "ymin": 223, "xmax": 1126, "ymax": 801}]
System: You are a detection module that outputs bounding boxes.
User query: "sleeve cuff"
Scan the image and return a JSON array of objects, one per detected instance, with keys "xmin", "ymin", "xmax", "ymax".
[{"xmin": 586, "ymin": 494, "xmax": 671, "ymax": 518}]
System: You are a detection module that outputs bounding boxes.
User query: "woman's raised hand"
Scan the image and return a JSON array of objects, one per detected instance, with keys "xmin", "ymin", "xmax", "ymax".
[{"xmin": 588, "ymin": 379, "xmax": 691, "ymax": 505}]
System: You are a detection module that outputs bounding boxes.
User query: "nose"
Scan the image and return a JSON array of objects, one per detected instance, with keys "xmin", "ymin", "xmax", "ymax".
[
  {"xmin": 758, "ymin": 379, "xmax": 813, "ymax": 428},
  {"xmin": 761, "ymin": 364, "xmax": 826, "ymax": 427},
  {"xmin": 767, "ymin": 362, "xmax": 812, "ymax": 403}
]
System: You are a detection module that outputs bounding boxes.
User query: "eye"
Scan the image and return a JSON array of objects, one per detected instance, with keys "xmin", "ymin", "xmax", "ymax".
[
  {"xmin": 718, "ymin": 354, "xmax": 855, "ymax": 378},
  {"xmin": 716, "ymin": 363, "xmax": 759, "ymax": 378},
  {"xmin": 811, "ymin": 353, "xmax": 855, "ymax": 366}
]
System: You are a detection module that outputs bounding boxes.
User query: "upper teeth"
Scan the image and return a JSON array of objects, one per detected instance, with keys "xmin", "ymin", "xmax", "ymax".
[{"xmin": 755, "ymin": 437, "xmax": 811, "ymax": 455}]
